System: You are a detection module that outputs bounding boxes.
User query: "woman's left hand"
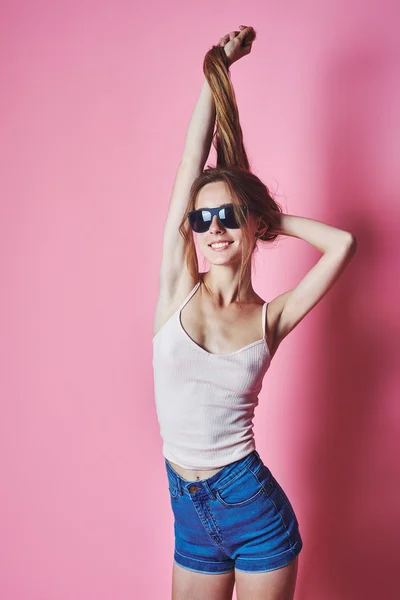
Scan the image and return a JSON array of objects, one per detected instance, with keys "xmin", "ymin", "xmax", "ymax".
[{"xmin": 217, "ymin": 25, "xmax": 256, "ymax": 66}]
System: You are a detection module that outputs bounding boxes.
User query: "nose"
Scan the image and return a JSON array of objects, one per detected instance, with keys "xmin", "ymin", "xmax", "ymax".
[{"xmin": 208, "ymin": 214, "xmax": 225, "ymax": 233}]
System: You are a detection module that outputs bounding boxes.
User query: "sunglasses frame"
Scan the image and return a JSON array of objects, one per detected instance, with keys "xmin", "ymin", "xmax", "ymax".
[{"xmin": 187, "ymin": 203, "xmax": 249, "ymax": 233}]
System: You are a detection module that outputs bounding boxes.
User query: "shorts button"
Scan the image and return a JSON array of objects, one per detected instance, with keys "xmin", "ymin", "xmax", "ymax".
[{"xmin": 189, "ymin": 485, "xmax": 198, "ymax": 494}]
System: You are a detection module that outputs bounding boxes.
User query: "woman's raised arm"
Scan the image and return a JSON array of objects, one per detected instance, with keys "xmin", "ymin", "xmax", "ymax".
[
  {"xmin": 180, "ymin": 77, "xmax": 216, "ymax": 169},
  {"xmin": 156, "ymin": 77, "xmax": 217, "ymax": 309},
  {"xmin": 155, "ymin": 28, "xmax": 256, "ymax": 315}
]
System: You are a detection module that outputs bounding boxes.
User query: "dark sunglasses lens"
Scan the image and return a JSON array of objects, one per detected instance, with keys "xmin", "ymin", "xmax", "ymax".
[
  {"xmin": 221, "ymin": 205, "xmax": 240, "ymax": 228},
  {"xmin": 189, "ymin": 205, "xmax": 247, "ymax": 232},
  {"xmin": 189, "ymin": 210, "xmax": 211, "ymax": 233}
]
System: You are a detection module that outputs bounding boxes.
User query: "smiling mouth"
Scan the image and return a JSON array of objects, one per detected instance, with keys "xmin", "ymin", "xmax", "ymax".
[{"xmin": 208, "ymin": 241, "xmax": 234, "ymax": 250}]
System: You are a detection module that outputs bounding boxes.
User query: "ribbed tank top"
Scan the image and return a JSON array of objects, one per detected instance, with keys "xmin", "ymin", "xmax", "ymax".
[{"xmin": 152, "ymin": 281, "xmax": 271, "ymax": 469}]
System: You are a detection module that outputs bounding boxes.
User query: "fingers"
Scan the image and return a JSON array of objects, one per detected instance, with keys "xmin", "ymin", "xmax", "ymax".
[
  {"xmin": 218, "ymin": 26, "xmax": 255, "ymax": 47},
  {"xmin": 239, "ymin": 26, "xmax": 256, "ymax": 40},
  {"xmin": 237, "ymin": 26, "xmax": 251, "ymax": 41},
  {"xmin": 218, "ymin": 29, "xmax": 240, "ymax": 46}
]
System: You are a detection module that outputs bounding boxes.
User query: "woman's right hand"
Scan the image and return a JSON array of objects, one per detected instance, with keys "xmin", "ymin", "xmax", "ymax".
[{"xmin": 217, "ymin": 25, "xmax": 256, "ymax": 66}]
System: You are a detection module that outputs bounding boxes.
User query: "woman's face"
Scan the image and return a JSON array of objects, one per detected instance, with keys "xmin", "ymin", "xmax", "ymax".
[{"xmin": 194, "ymin": 182, "xmax": 260, "ymax": 265}]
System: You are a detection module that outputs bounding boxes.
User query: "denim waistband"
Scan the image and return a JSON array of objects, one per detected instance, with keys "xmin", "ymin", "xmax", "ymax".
[{"xmin": 165, "ymin": 450, "xmax": 262, "ymax": 499}]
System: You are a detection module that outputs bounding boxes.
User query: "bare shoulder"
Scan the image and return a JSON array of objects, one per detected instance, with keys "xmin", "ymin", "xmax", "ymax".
[{"xmin": 153, "ymin": 271, "xmax": 203, "ymax": 337}]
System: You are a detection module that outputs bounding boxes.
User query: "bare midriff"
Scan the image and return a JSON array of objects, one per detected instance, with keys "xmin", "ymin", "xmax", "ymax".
[{"xmin": 167, "ymin": 459, "xmax": 225, "ymax": 482}]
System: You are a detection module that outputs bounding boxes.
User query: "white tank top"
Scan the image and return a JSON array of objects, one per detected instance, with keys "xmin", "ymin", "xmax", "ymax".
[{"xmin": 152, "ymin": 281, "xmax": 271, "ymax": 469}]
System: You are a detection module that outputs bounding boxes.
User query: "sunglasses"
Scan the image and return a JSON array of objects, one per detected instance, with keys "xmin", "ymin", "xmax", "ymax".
[{"xmin": 188, "ymin": 203, "xmax": 249, "ymax": 233}]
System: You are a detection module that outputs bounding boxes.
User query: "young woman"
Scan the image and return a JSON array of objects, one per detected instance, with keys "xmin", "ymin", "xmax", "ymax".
[{"xmin": 152, "ymin": 26, "xmax": 357, "ymax": 600}]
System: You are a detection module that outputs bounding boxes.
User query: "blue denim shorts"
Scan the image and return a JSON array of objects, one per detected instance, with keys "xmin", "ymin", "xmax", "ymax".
[{"xmin": 165, "ymin": 449, "xmax": 303, "ymax": 574}]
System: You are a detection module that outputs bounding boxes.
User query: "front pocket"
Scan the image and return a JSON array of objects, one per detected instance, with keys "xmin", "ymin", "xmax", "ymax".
[{"xmin": 215, "ymin": 466, "xmax": 265, "ymax": 508}]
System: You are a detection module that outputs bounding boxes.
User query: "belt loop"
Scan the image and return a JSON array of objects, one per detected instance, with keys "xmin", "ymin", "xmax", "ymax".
[
  {"xmin": 166, "ymin": 460, "xmax": 183, "ymax": 496},
  {"xmin": 176, "ymin": 474, "xmax": 183, "ymax": 496},
  {"xmin": 203, "ymin": 480, "xmax": 216, "ymax": 500}
]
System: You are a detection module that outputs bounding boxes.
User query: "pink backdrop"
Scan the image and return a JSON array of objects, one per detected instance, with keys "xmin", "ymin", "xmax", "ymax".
[{"xmin": 1, "ymin": 1, "xmax": 399, "ymax": 599}]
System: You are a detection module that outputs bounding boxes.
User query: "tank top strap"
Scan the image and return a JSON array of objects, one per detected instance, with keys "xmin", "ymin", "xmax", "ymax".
[
  {"xmin": 261, "ymin": 301, "xmax": 268, "ymax": 341},
  {"xmin": 177, "ymin": 280, "xmax": 201, "ymax": 313}
]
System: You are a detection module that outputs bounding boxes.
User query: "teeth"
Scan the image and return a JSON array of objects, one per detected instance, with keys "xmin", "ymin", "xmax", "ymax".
[{"xmin": 210, "ymin": 242, "xmax": 231, "ymax": 248}]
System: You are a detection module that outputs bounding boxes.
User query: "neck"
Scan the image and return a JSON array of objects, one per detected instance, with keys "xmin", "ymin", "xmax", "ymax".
[{"xmin": 201, "ymin": 266, "xmax": 254, "ymax": 306}]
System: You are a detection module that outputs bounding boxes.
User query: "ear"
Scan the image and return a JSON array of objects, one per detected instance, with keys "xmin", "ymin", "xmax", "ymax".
[{"xmin": 256, "ymin": 218, "xmax": 268, "ymax": 237}]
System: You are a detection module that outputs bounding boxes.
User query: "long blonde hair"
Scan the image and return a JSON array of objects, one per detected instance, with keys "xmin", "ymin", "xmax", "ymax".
[{"xmin": 178, "ymin": 29, "xmax": 283, "ymax": 306}]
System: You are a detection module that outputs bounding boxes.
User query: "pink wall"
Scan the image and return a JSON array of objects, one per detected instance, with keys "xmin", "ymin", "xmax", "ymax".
[{"xmin": 1, "ymin": 1, "xmax": 399, "ymax": 599}]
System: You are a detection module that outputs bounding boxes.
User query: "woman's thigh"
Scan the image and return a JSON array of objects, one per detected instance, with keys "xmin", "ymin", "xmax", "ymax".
[
  {"xmin": 235, "ymin": 555, "xmax": 299, "ymax": 600},
  {"xmin": 172, "ymin": 561, "xmax": 235, "ymax": 600}
]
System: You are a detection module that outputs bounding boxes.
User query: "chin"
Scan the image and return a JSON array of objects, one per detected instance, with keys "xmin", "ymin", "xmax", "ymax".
[{"xmin": 205, "ymin": 251, "xmax": 240, "ymax": 265}]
